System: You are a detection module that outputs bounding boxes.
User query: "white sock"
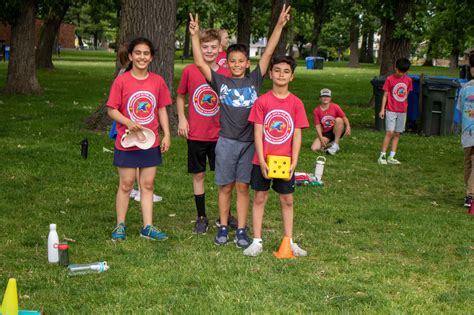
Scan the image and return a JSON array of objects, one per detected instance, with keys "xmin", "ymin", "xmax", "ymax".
[
  {"xmin": 253, "ymin": 238, "xmax": 263, "ymax": 244},
  {"xmin": 290, "ymin": 238, "xmax": 294, "ymax": 245},
  {"xmin": 390, "ymin": 151, "xmax": 396, "ymax": 157}
]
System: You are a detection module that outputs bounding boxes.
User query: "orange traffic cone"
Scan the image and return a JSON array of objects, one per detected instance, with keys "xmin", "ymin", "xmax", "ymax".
[
  {"xmin": 273, "ymin": 236, "xmax": 295, "ymax": 259},
  {"xmin": 1, "ymin": 278, "xmax": 19, "ymax": 315},
  {"xmin": 469, "ymin": 201, "xmax": 474, "ymax": 215}
]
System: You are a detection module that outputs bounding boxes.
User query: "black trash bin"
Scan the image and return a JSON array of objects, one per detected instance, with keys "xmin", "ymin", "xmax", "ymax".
[
  {"xmin": 460, "ymin": 65, "xmax": 472, "ymax": 80},
  {"xmin": 370, "ymin": 76, "xmax": 386, "ymax": 130},
  {"xmin": 314, "ymin": 57, "xmax": 324, "ymax": 69},
  {"xmin": 421, "ymin": 77, "xmax": 460, "ymax": 136}
]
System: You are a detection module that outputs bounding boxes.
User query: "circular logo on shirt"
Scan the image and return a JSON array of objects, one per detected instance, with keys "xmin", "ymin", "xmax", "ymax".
[
  {"xmin": 263, "ymin": 109, "xmax": 294, "ymax": 145},
  {"xmin": 127, "ymin": 91, "xmax": 156, "ymax": 125},
  {"xmin": 192, "ymin": 84, "xmax": 220, "ymax": 116},
  {"xmin": 321, "ymin": 115, "xmax": 335, "ymax": 130},
  {"xmin": 393, "ymin": 82, "xmax": 408, "ymax": 102}
]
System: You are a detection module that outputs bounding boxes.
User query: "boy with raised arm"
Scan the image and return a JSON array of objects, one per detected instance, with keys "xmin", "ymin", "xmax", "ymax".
[{"xmin": 188, "ymin": 5, "xmax": 291, "ymax": 248}]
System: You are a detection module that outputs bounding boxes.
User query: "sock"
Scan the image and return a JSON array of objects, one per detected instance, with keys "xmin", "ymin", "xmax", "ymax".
[
  {"xmin": 194, "ymin": 194, "xmax": 206, "ymax": 218},
  {"xmin": 390, "ymin": 151, "xmax": 396, "ymax": 157},
  {"xmin": 253, "ymin": 238, "xmax": 263, "ymax": 244},
  {"xmin": 380, "ymin": 152, "xmax": 386, "ymax": 158},
  {"xmin": 290, "ymin": 238, "xmax": 294, "ymax": 245}
]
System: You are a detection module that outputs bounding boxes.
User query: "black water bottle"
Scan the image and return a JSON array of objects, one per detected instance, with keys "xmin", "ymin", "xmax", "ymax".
[{"xmin": 80, "ymin": 139, "xmax": 88, "ymax": 159}]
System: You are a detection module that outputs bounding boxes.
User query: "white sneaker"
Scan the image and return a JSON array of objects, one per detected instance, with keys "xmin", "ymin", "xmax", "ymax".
[
  {"xmin": 243, "ymin": 241, "xmax": 263, "ymax": 257},
  {"xmin": 387, "ymin": 156, "xmax": 401, "ymax": 165},
  {"xmin": 130, "ymin": 188, "xmax": 139, "ymax": 199},
  {"xmin": 378, "ymin": 156, "xmax": 387, "ymax": 165},
  {"xmin": 327, "ymin": 143, "xmax": 339, "ymax": 155},
  {"xmin": 291, "ymin": 243, "xmax": 307, "ymax": 257},
  {"xmin": 134, "ymin": 192, "xmax": 163, "ymax": 202}
]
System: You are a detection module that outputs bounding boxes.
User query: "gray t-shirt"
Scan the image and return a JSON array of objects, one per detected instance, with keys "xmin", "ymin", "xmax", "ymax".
[{"xmin": 209, "ymin": 65, "xmax": 264, "ymax": 142}]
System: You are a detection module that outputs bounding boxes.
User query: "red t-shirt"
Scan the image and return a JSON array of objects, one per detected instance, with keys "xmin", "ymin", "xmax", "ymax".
[
  {"xmin": 248, "ymin": 91, "xmax": 309, "ymax": 165},
  {"xmin": 313, "ymin": 103, "xmax": 346, "ymax": 133},
  {"xmin": 383, "ymin": 74, "xmax": 413, "ymax": 112},
  {"xmin": 177, "ymin": 64, "xmax": 230, "ymax": 141},
  {"xmin": 106, "ymin": 71, "xmax": 172, "ymax": 151},
  {"xmin": 216, "ymin": 51, "xmax": 228, "ymax": 69}
]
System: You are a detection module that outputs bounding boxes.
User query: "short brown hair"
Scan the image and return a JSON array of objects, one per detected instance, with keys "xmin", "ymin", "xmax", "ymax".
[{"xmin": 200, "ymin": 29, "xmax": 220, "ymax": 44}]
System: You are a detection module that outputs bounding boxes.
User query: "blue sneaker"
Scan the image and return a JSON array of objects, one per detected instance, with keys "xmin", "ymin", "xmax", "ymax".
[
  {"xmin": 111, "ymin": 223, "xmax": 126, "ymax": 241},
  {"xmin": 235, "ymin": 228, "xmax": 250, "ymax": 248},
  {"xmin": 140, "ymin": 225, "xmax": 168, "ymax": 241},
  {"xmin": 214, "ymin": 225, "xmax": 229, "ymax": 245}
]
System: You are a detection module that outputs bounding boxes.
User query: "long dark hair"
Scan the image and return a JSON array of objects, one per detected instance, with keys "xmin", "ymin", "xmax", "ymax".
[{"xmin": 125, "ymin": 37, "xmax": 155, "ymax": 72}]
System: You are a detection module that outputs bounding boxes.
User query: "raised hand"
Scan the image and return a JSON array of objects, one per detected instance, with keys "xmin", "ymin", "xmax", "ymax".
[
  {"xmin": 188, "ymin": 13, "xmax": 199, "ymax": 36},
  {"xmin": 277, "ymin": 4, "xmax": 291, "ymax": 27}
]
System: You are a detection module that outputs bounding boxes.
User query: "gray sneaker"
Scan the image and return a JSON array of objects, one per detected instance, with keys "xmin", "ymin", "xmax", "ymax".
[
  {"xmin": 193, "ymin": 216, "xmax": 208, "ymax": 234},
  {"xmin": 243, "ymin": 241, "xmax": 263, "ymax": 256},
  {"xmin": 235, "ymin": 228, "xmax": 250, "ymax": 248},
  {"xmin": 214, "ymin": 226, "xmax": 229, "ymax": 245},
  {"xmin": 291, "ymin": 243, "xmax": 307, "ymax": 257}
]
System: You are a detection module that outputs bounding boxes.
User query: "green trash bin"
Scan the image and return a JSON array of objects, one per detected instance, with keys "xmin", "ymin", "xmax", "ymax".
[
  {"xmin": 370, "ymin": 76, "xmax": 386, "ymax": 130},
  {"xmin": 314, "ymin": 57, "xmax": 324, "ymax": 70},
  {"xmin": 421, "ymin": 77, "xmax": 460, "ymax": 136}
]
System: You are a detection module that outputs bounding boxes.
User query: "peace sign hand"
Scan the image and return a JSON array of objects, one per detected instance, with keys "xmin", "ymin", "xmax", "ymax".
[
  {"xmin": 188, "ymin": 13, "xmax": 199, "ymax": 36},
  {"xmin": 277, "ymin": 4, "xmax": 291, "ymax": 27}
]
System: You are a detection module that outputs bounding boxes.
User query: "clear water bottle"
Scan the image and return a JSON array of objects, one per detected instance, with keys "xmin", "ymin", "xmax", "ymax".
[
  {"xmin": 68, "ymin": 261, "xmax": 109, "ymax": 275},
  {"xmin": 314, "ymin": 156, "xmax": 326, "ymax": 182},
  {"xmin": 48, "ymin": 224, "xmax": 59, "ymax": 263}
]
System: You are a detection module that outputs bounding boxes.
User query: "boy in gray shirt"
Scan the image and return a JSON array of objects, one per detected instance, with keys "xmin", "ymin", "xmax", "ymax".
[{"xmin": 188, "ymin": 5, "xmax": 291, "ymax": 247}]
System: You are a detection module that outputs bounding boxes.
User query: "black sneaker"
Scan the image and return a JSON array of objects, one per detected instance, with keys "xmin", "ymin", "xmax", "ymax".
[
  {"xmin": 234, "ymin": 228, "xmax": 250, "ymax": 249},
  {"xmin": 214, "ymin": 225, "xmax": 229, "ymax": 245},
  {"xmin": 215, "ymin": 215, "xmax": 238, "ymax": 230},
  {"xmin": 193, "ymin": 216, "xmax": 208, "ymax": 234},
  {"xmin": 464, "ymin": 195, "xmax": 472, "ymax": 208}
]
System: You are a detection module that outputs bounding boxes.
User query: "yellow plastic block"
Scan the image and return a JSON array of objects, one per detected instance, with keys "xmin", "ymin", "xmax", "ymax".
[{"xmin": 266, "ymin": 155, "xmax": 291, "ymax": 179}]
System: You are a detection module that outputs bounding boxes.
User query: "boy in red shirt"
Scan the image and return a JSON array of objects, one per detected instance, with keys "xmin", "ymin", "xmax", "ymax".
[
  {"xmin": 378, "ymin": 58, "xmax": 412, "ymax": 165},
  {"xmin": 311, "ymin": 88, "xmax": 351, "ymax": 155},
  {"xmin": 244, "ymin": 55, "xmax": 309, "ymax": 257},
  {"xmin": 176, "ymin": 29, "xmax": 231, "ymax": 234}
]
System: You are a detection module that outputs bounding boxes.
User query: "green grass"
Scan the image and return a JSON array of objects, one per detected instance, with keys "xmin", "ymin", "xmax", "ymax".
[{"xmin": 0, "ymin": 50, "xmax": 472, "ymax": 313}]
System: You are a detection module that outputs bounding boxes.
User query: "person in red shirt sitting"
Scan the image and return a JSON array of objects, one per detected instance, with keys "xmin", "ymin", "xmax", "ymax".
[{"xmin": 311, "ymin": 88, "xmax": 351, "ymax": 155}]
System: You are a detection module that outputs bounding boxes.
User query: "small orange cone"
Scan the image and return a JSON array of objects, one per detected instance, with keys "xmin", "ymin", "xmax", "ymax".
[
  {"xmin": 469, "ymin": 201, "xmax": 474, "ymax": 215},
  {"xmin": 1, "ymin": 278, "xmax": 19, "ymax": 315},
  {"xmin": 272, "ymin": 236, "xmax": 295, "ymax": 259}
]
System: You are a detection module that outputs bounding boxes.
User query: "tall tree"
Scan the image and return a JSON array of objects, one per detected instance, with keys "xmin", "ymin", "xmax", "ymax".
[
  {"xmin": 36, "ymin": 0, "xmax": 72, "ymax": 68},
  {"xmin": 348, "ymin": 13, "xmax": 360, "ymax": 67},
  {"xmin": 379, "ymin": 0, "xmax": 415, "ymax": 75},
  {"xmin": 267, "ymin": 0, "xmax": 290, "ymax": 56},
  {"xmin": 1, "ymin": 0, "xmax": 42, "ymax": 94},
  {"xmin": 310, "ymin": 0, "xmax": 329, "ymax": 56},
  {"xmin": 237, "ymin": 0, "xmax": 253, "ymax": 48},
  {"xmin": 85, "ymin": 0, "xmax": 177, "ymax": 131}
]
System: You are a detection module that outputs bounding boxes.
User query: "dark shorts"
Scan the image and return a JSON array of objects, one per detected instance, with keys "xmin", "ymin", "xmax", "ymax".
[
  {"xmin": 250, "ymin": 165, "xmax": 295, "ymax": 194},
  {"xmin": 187, "ymin": 139, "xmax": 216, "ymax": 173},
  {"xmin": 323, "ymin": 130, "xmax": 344, "ymax": 142},
  {"xmin": 113, "ymin": 147, "xmax": 162, "ymax": 168}
]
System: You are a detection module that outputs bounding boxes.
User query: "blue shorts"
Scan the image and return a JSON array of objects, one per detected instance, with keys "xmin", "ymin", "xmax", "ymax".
[{"xmin": 113, "ymin": 147, "xmax": 162, "ymax": 168}]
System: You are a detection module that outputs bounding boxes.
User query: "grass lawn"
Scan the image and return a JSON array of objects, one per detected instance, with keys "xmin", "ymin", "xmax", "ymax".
[{"xmin": 0, "ymin": 50, "xmax": 472, "ymax": 313}]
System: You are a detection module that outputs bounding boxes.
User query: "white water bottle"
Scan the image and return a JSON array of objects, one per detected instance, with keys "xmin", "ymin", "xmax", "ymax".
[
  {"xmin": 68, "ymin": 262, "xmax": 109, "ymax": 275},
  {"xmin": 48, "ymin": 223, "xmax": 59, "ymax": 263},
  {"xmin": 314, "ymin": 156, "xmax": 326, "ymax": 182}
]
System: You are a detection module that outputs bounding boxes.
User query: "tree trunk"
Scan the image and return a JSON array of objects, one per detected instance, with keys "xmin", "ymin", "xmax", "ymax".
[
  {"xmin": 366, "ymin": 30, "xmax": 374, "ymax": 63},
  {"xmin": 422, "ymin": 41, "xmax": 433, "ymax": 66},
  {"xmin": 376, "ymin": 26, "xmax": 384, "ymax": 64},
  {"xmin": 310, "ymin": 0, "xmax": 327, "ymax": 56},
  {"xmin": 4, "ymin": 0, "xmax": 41, "ymax": 95},
  {"xmin": 267, "ymin": 0, "xmax": 290, "ymax": 57},
  {"xmin": 36, "ymin": 1, "xmax": 70, "ymax": 69},
  {"xmin": 379, "ymin": 0, "xmax": 414, "ymax": 75},
  {"xmin": 449, "ymin": 48, "xmax": 459, "ymax": 73},
  {"xmin": 359, "ymin": 32, "xmax": 368, "ymax": 63},
  {"xmin": 237, "ymin": 0, "xmax": 253, "ymax": 48},
  {"xmin": 348, "ymin": 15, "xmax": 360, "ymax": 67},
  {"xmin": 182, "ymin": 16, "xmax": 191, "ymax": 59},
  {"xmin": 85, "ymin": 0, "xmax": 177, "ymax": 132}
]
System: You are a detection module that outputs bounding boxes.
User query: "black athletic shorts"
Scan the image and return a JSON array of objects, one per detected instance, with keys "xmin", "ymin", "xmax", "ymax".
[
  {"xmin": 322, "ymin": 130, "xmax": 344, "ymax": 142},
  {"xmin": 250, "ymin": 165, "xmax": 295, "ymax": 194},
  {"xmin": 187, "ymin": 139, "xmax": 216, "ymax": 173}
]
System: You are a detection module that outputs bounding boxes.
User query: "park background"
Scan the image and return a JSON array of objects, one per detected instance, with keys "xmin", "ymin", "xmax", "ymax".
[{"xmin": 1, "ymin": 0, "xmax": 473, "ymax": 313}]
